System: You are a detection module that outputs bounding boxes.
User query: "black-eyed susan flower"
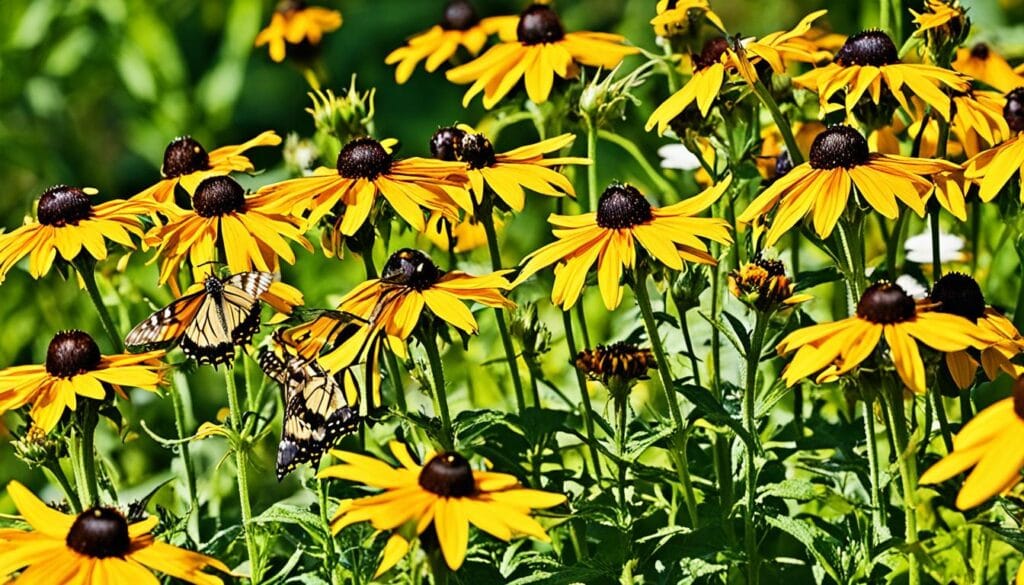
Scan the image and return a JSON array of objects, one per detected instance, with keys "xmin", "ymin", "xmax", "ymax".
[
  {"xmin": 429, "ymin": 127, "xmax": 588, "ymax": 211},
  {"xmin": 0, "ymin": 330, "xmax": 165, "ymax": 434},
  {"xmin": 928, "ymin": 272, "xmax": 1024, "ymax": 389},
  {"xmin": 728, "ymin": 257, "xmax": 811, "ymax": 313},
  {"xmin": 446, "ymin": 3, "xmax": 638, "ymax": 109},
  {"xmin": 777, "ymin": 281, "xmax": 998, "ymax": 394},
  {"xmin": 145, "ymin": 176, "xmax": 312, "ymax": 286},
  {"xmin": 0, "ymin": 186, "xmax": 153, "ymax": 283},
  {"xmin": 650, "ymin": 0, "xmax": 725, "ymax": 38},
  {"xmin": 911, "ymin": 0, "xmax": 970, "ymax": 59},
  {"xmin": 920, "ymin": 375, "xmax": 1024, "ymax": 509},
  {"xmin": 795, "ymin": 29, "xmax": 970, "ymax": 121},
  {"xmin": 964, "ymin": 88, "xmax": 1024, "ymax": 202},
  {"xmin": 255, "ymin": 0, "xmax": 342, "ymax": 63},
  {"xmin": 133, "ymin": 132, "xmax": 281, "ymax": 205},
  {"xmin": 320, "ymin": 441, "xmax": 566, "ymax": 570},
  {"xmin": 646, "ymin": 11, "xmax": 830, "ymax": 134},
  {"xmin": 386, "ymin": 0, "xmax": 516, "ymax": 83},
  {"xmin": 517, "ymin": 179, "xmax": 733, "ymax": 310},
  {"xmin": 738, "ymin": 125, "xmax": 958, "ymax": 247},
  {"xmin": 252, "ymin": 136, "xmax": 466, "ymax": 236},
  {"xmin": 953, "ymin": 43, "xmax": 1024, "ymax": 93},
  {"xmin": 0, "ymin": 481, "xmax": 229, "ymax": 583},
  {"xmin": 286, "ymin": 248, "xmax": 514, "ymax": 369}
]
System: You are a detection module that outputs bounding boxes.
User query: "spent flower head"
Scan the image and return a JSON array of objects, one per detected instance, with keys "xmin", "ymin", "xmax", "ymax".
[
  {"xmin": 576, "ymin": 342, "xmax": 656, "ymax": 397},
  {"xmin": 729, "ymin": 257, "xmax": 808, "ymax": 313}
]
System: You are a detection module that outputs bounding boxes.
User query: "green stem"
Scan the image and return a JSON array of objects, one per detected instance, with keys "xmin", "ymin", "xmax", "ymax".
[
  {"xmin": 880, "ymin": 0, "xmax": 892, "ymax": 37},
  {"xmin": 886, "ymin": 213, "xmax": 909, "ymax": 280},
  {"xmin": 634, "ymin": 277, "xmax": 699, "ymax": 527},
  {"xmin": 77, "ymin": 404, "xmax": 100, "ymax": 506},
  {"xmin": 598, "ymin": 130, "xmax": 678, "ymax": 200},
  {"xmin": 586, "ymin": 116, "xmax": 600, "ymax": 212},
  {"xmin": 478, "ymin": 205, "xmax": 529, "ymax": 411},
  {"xmin": 43, "ymin": 460, "xmax": 81, "ymax": 513},
  {"xmin": 562, "ymin": 309, "xmax": 603, "ymax": 480},
  {"xmin": 931, "ymin": 389, "xmax": 954, "ymax": 453},
  {"xmin": 615, "ymin": 393, "xmax": 629, "ymax": 512},
  {"xmin": 679, "ymin": 312, "xmax": 702, "ymax": 387},
  {"xmin": 386, "ymin": 350, "xmax": 407, "ymax": 412},
  {"xmin": 317, "ymin": 477, "xmax": 337, "ymax": 574},
  {"xmin": 169, "ymin": 372, "xmax": 200, "ymax": 541},
  {"xmin": 421, "ymin": 331, "xmax": 454, "ymax": 450},
  {"xmin": 224, "ymin": 367, "xmax": 261, "ymax": 583},
  {"xmin": 862, "ymin": 398, "xmax": 885, "ymax": 542},
  {"xmin": 74, "ymin": 260, "xmax": 123, "ymax": 352},
  {"xmin": 750, "ymin": 79, "xmax": 804, "ymax": 165},
  {"xmin": 893, "ymin": 0, "xmax": 904, "ymax": 45},
  {"xmin": 884, "ymin": 384, "xmax": 920, "ymax": 585},
  {"xmin": 743, "ymin": 315, "xmax": 769, "ymax": 585},
  {"xmin": 930, "ymin": 119, "xmax": 951, "ymax": 279},
  {"xmin": 836, "ymin": 219, "xmax": 865, "ymax": 313}
]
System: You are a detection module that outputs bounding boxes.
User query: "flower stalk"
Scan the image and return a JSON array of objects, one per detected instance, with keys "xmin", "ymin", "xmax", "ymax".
[{"xmin": 224, "ymin": 366, "xmax": 261, "ymax": 582}]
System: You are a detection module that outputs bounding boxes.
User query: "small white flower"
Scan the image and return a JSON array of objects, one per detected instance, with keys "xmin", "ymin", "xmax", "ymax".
[
  {"xmin": 904, "ymin": 224, "xmax": 966, "ymax": 265},
  {"xmin": 658, "ymin": 143, "xmax": 702, "ymax": 171},
  {"xmin": 896, "ymin": 274, "xmax": 928, "ymax": 299}
]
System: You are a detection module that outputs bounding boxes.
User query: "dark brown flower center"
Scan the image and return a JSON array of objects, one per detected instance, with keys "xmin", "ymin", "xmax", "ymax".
[
  {"xmin": 441, "ymin": 0, "xmax": 479, "ymax": 31},
  {"xmin": 930, "ymin": 272, "xmax": 986, "ymax": 322},
  {"xmin": 970, "ymin": 42, "xmax": 990, "ymax": 60},
  {"xmin": 460, "ymin": 133, "xmax": 497, "ymax": 169},
  {"xmin": 418, "ymin": 452, "xmax": 477, "ymax": 497},
  {"xmin": 192, "ymin": 176, "xmax": 246, "ymax": 218},
  {"xmin": 755, "ymin": 256, "xmax": 785, "ymax": 277},
  {"xmin": 517, "ymin": 4, "xmax": 565, "ymax": 45},
  {"xmin": 835, "ymin": 30, "xmax": 899, "ymax": 67},
  {"xmin": 381, "ymin": 249, "xmax": 443, "ymax": 290},
  {"xmin": 809, "ymin": 125, "xmax": 870, "ymax": 170},
  {"xmin": 856, "ymin": 282, "xmax": 916, "ymax": 324},
  {"xmin": 693, "ymin": 37, "xmax": 730, "ymax": 71},
  {"xmin": 1004, "ymin": 88, "xmax": 1024, "ymax": 133},
  {"xmin": 162, "ymin": 136, "xmax": 211, "ymax": 179},
  {"xmin": 336, "ymin": 137, "xmax": 393, "ymax": 180},
  {"xmin": 596, "ymin": 184, "xmax": 654, "ymax": 229},
  {"xmin": 430, "ymin": 127, "xmax": 467, "ymax": 161},
  {"xmin": 66, "ymin": 507, "xmax": 132, "ymax": 559},
  {"xmin": 45, "ymin": 330, "xmax": 101, "ymax": 379},
  {"xmin": 36, "ymin": 185, "xmax": 93, "ymax": 227}
]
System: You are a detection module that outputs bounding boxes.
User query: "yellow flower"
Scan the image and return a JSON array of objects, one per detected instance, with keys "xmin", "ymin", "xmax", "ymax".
[
  {"xmin": 0, "ymin": 186, "xmax": 153, "ymax": 283},
  {"xmin": 911, "ymin": 0, "xmax": 969, "ymax": 53},
  {"xmin": 424, "ymin": 212, "xmax": 496, "ymax": 254},
  {"xmin": 650, "ymin": 0, "xmax": 725, "ymax": 38},
  {"xmin": 964, "ymin": 88, "xmax": 1024, "ymax": 202},
  {"xmin": 738, "ymin": 125, "xmax": 957, "ymax": 247},
  {"xmin": 145, "ymin": 176, "xmax": 312, "ymax": 286},
  {"xmin": 0, "ymin": 330, "xmax": 165, "ymax": 433},
  {"xmin": 0, "ymin": 481, "xmax": 229, "ymax": 583},
  {"xmin": 286, "ymin": 248, "xmax": 513, "ymax": 369},
  {"xmin": 795, "ymin": 30, "xmax": 970, "ymax": 121},
  {"xmin": 255, "ymin": 0, "xmax": 342, "ymax": 63},
  {"xmin": 517, "ymin": 178, "xmax": 733, "ymax": 310},
  {"xmin": 777, "ymin": 281, "xmax": 998, "ymax": 394},
  {"xmin": 728, "ymin": 257, "xmax": 812, "ymax": 312},
  {"xmin": 920, "ymin": 375, "xmax": 1024, "ymax": 509},
  {"xmin": 646, "ymin": 11, "xmax": 829, "ymax": 134},
  {"xmin": 929, "ymin": 273, "xmax": 1024, "ymax": 389},
  {"xmin": 953, "ymin": 43, "xmax": 1024, "ymax": 93},
  {"xmin": 252, "ymin": 136, "xmax": 466, "ymax": 236},
  {"xmin": 429, "ymin": 127, "xmax": 588, "ymax": 211},
  {"xmin": 387, "ymin": 0, "xmax": 516, "ymax": 83},
  {"xmin": 320, "ymin": 441, "xmax": 566, "ymax": 570},
  {"xmin": 446, "ymin": 3, "xmax": 638, "ymax": 109},
  {"xmin": 132, "ymin": 132, "xmax": 281, "ymax": 205}
]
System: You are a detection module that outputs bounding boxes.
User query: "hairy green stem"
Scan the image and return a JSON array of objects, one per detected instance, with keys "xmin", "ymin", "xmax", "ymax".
[
  {"xmin": 743, "ymin": 315, "xmax": 768, "ymax": 585},
  {"xmin": 43, "ymin": 460, "xmax": 81, "ymax": 513},
  {"xmin": 170, "ymin": 372, "xmax": 200, "ymax": 541},
  {"xmin": 224, "ymin": 366, "xmax": 261, "ymax": 582},
  {"xmin": 634, "ymin": 278, "xmax": 699, "ymax": 527},
  {"xmin": 562, "ymin": 309, "xmax": 603, "ymax": 480},
  {"xmin": 478, "ymin": 204, "xmax": 530, "ymax": 410},
  {"xmin": 421, "ymin": 331, "xmax": 454, "ymax": 450},
  {"xmin": 586, "ymin": 116, "xmax": 600, "ymax": 212},
  {"xmin": 885, "ymin": 384, "xmax": 920, "ymax": 585},
  {"xmin": 750, "ymin": 79, "xmax": 804, "ymax": 165},
  {"xmin": 931, "ymin": 390, "xmax": 954, "ymax": 453},
  {"xmin": 862, "ymin": 398, "xmax": 885, "ymax": 542},
  {"xmin": 74, "ymin": 259, "xmax": 123, "ymax": 352},
  {"xmin": 77, "ymin": 404, "xmax": 100, "ymax": 506}
]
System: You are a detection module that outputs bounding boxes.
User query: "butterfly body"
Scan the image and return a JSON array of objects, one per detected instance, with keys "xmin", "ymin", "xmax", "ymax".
[
  {"xmin": 126, "ymin": 272, "xmax": 274, "ymax": 367},
  {"xmin": 258, "ymin": 347, "xmax": 362, "ymax": 480}
]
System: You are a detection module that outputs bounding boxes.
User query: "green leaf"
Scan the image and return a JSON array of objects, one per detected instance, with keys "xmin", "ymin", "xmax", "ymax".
[
  {"xmin": 794, "ymin": 266, "xmax": 844, "ymax": 292},
  {"xmin": 767, "ymin": 515, "xmax": 844, "ymax": 583},
  {"xmin": 253, "ymin": 503, "xmax": 325, "ymax": 544},
  {"xmin": 676, "ymin": 383, "xmax": 757, "ymax": 453}
]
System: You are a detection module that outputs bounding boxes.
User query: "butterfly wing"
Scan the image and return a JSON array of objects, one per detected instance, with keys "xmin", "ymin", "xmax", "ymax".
[
  {"xmin": 275, "ymin": 358, "xmax": 361, "ymax": 480},
  {"xmin": 125, "ymin": 292, "xmax": 206, "ymax": 352},
  {"xmin": 180, "ymin": 272, "xmax": 274, "ymax": 366}
]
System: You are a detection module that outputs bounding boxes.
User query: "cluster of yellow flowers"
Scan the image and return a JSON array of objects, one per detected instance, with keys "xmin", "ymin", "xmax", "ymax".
[{"xmin": 6, "ymin": 0, "xmax": 1024, "ymax": 582}]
